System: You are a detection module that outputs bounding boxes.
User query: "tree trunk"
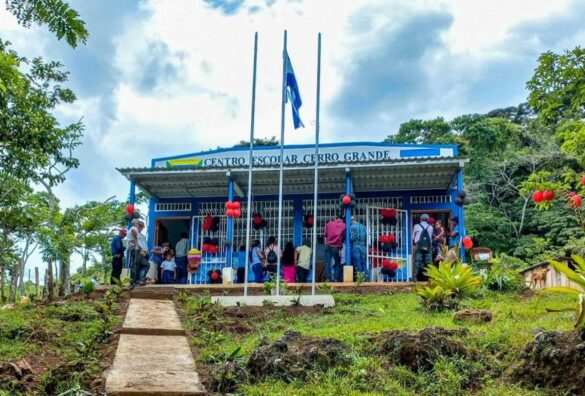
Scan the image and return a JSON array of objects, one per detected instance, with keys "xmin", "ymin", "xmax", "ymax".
[
  {"xmin": 9, "ymin": 259, "xmax": 23, "ymax": 302},
  {"xmin": 58, "ymin": 254, "xmax": 71, "ymax": 297},
  {"xmin": 46, "ymin": 259, "xmax": 54, "ymax": 301},
  {"xmin": 18, "ymin": 265, "xmax": 25, "ymax": 297},
  {"xmin": 0, "ymin": 265, "xmax": 5, "ymax": 303}
]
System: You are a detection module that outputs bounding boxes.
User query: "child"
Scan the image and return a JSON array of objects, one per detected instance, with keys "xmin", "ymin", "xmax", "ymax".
[
  {"xmin": 160, "ymin": 252, "xmax": 177, "ymax": 284},
  {"xmin": 146, "ymin": 246, "xmax": 163, "ymax": 284}
]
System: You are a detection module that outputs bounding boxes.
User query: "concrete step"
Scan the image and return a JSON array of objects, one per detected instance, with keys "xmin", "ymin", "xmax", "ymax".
[
  {"xmin": 105, "ymin": 334, "xmax": 205, "ymax": 395},
  {"xmin": 121, "ymin": 299, "xmax": 185, "ymax": 336},
  {"xmin": 130, "ymin": 287, "xmax": 175, "ymax": 300}
]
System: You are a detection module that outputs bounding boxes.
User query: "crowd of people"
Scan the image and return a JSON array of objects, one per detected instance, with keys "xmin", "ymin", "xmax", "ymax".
[{"xmin": 111, "ymin": 213, "xmax": 463, "ymax": 286}]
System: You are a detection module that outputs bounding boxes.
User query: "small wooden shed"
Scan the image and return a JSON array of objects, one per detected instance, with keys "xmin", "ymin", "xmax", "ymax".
[{"xmin": 520, "ymin": 257, "xmax": 584, "ymax": 291}]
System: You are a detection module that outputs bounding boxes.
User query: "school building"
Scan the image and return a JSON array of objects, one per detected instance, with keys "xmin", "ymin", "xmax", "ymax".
[{"xmin": 117, "ymin": 142, "xmax": 468, "ymax": 283}]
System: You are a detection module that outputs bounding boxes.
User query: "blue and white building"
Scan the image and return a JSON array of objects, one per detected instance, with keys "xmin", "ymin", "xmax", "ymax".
[{"xmin": 117, "ymin": 142, "xmax": 468, "ymax": 283}]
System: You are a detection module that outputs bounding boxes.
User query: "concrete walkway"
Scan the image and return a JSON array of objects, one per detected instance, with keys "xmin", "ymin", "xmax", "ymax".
[{"xmin": 105, "ymin": 289, "xmax": 206, "ymax": 395}]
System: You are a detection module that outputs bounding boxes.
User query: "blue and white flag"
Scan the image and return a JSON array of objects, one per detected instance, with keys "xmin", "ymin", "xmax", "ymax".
[{"xmin": 284, "ymin": 51, "xmax": 304, "ymax": 129}]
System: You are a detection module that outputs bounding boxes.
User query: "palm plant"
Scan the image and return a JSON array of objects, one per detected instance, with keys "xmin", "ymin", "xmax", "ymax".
[
  {"xmin": 416, "ymin": 285, "xmax": 454, "ymax": 311},
  {"xmin": 544, "ymin": 255, "xmax": 585, "ymax": 328}
]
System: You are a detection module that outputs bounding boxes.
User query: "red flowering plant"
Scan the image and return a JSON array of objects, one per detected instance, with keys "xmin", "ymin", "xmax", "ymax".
[{"xmin": 520, "ymin": 169, "xmax": 585, "ymax": 230}]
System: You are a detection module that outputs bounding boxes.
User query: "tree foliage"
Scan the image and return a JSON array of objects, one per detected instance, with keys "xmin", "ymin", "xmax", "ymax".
[
  {"xmin": 5, "ymin": 0, "xmax": 89, "ymax": 48},
  {"xmin": 234, "ymin": 136, "xmax": 279, "ymax": 147}
]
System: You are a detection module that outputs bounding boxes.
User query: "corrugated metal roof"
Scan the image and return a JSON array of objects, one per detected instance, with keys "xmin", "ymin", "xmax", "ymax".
[{"xmin": 117, "ymin": 156, "xmax": 468, "ymax": 199}]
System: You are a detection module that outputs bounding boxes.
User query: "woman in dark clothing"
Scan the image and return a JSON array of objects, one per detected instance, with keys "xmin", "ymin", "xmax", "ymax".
[{"xmin": 281, "ymin": 242, "xmax": 296, "ymax": 266}]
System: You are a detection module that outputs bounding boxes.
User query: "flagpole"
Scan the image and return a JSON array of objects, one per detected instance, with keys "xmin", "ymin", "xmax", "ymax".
[
  {"xmin": 244, "ymin": 32, "xmax": 258, "ymax": 297},
  {"xmin": 311, "ymin": 33, "xmax": 321, "ymax": 296},
  {"xmin": 275, "ymin": 30, "xmax": 287, "ymax": 296}
]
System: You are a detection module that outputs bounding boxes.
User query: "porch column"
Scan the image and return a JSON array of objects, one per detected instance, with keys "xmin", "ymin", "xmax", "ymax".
[
  {"xmin": 345, "ymin": 169, "xmax": 352, "ymax": 266},
  {"xmin": 457, "ymin": 167, "xmax": 466, "ymax": 260},
  {"xmin": 125, "ymin": 181, "xmax": 136, "ymax": 268},
  {"xmin": 226, "ymin": 177, "xmax": 235, "ymax": 267},
  {"xmin": 293, "ymin": 196, "xmax": 304, "ymax": 247}
]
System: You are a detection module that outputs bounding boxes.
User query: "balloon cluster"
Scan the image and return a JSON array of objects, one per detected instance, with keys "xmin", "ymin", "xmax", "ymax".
[
  {"xmin": 124, "ymin": 204, "xmax": 141, "ymax": 222},
  {"xmin": 202, "ymin": 215, "xmax": 220, "ymax": 232},
  {"xmin": 202, "ymin": 237, "xmax": 219, "ymax": 254},
  {"xmin": 339, "ymin": 193, "xmax": 356, "ymax": 210},
  {"xmin": 379, "ymin": 234, "xmax": 398, "ymax": 252},
  {"xmin": 382, "ymin": 259, "xmax": 399, "ymax": 271},
  {"xmin": 454, "ymin": 190, "xmax": 472, "ymax": 206},
  {"xmin": 252, "ymin": 213, "xmax": 267, "ymax": 230},
  {"xmin": 225, "ymin": 201, "xmax": 242, "ymax": 218},
  {"xmin": 380, "ymin": 208, "xmax": 398, "ymax": 226},
  {"xmin": 303, "ymin": 214, "xmax": 314, "ymax": 228}
]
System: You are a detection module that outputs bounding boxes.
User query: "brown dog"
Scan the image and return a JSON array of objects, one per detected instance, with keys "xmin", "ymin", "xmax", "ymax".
[{"xmin": 531, "ymin": 267, "xmax": 550, "ymax": 289}]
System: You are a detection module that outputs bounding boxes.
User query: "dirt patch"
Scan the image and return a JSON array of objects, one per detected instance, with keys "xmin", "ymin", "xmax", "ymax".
[
  {"xmin": 510, "ymin": 329, "xmax": 585, "ymax": 394},
  {"xmin": 247, "ymin": 330, "xmax": 350, "ymax": 381},
  {"xmin": 369, "ymin": 327, "xmax": 474, "ymax": 372}
]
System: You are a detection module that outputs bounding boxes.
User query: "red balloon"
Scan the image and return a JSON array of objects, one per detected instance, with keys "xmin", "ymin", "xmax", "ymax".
[
  {"xmin": 388, "ymin": 233, "xmax": 396, "ymax": 242},
  {"xmin": 210, "ymin": 245, "xmax": 218, "ymax": 254},
  {"xmin": 211, "ymin": 271, "xmax": 220, "ymax": 280},
  {"xmin": 569, "ymin": 195, "xmax": 583, "ymax": 209},
  {"xmin": 379, "ymin": 235, "xmax": 390, "ymax": 244},
  {"xmin": 202, "ymin": 243, "xmax": 210, "ymax": 253},
  {"xmin": 532, "ymin": 191, "xmax": 544, "ymax": 203},
  {"xmin": 342, "ymin": 195, "xmax": 351, "ymax": 205},
  {"xmin": 226, "ymin": 209, "xmax": 235, "ymax": 217},
  {"xmin": 233, "ymin": 209, "xmax": 241, "ymax": 218},
  {"xmin": 225, "ymin": 201, "xmax": 231, "ymax": 209},
  {"xmin": 543, "ymin": 190, "xmax": 555, "ymax": 201},
  {"xmin": 232, "ymin": 201, "xmax": 241, "ymax": 209},
  {"xmin": 462, "ymin": 236, "xmax": 474, "ymax": 250},
  {"xmin": 581, "ymin": 175, "xmax": 585, "ymax": 186},
  {"xmin": 126, "ymin": 204, "xmax": 135, "ymax": 215}
]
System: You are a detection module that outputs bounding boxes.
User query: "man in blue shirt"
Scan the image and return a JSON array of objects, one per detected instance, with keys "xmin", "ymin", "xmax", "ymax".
[
  {"xmin": 110, "ymin": 228, "xmax": 127, "ymax": 284},
  {"xmin": 350, "ymin": 216, "xmax": 368, "ymax": 275}
]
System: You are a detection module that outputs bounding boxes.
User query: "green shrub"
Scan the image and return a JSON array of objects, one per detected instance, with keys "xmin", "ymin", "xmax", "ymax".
[
  {"xmin": 416, "ymin": 285, "xmax": 456, "ymax": 311},
  {"xmin": 483, "ymin": 266, "xmax": 525, "ymax": 292},
  {"xmin": 425, "ymin": 261, "xmax": 481, "ymax": 298},
  {"xmin": 82, "ymin": 281, "xmax": 95, "ymax": 294}
]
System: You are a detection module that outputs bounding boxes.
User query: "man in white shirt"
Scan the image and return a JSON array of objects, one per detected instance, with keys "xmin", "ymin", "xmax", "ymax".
[
  {"xmin": 175, "ymin": 232, "xmax": 190, "ymax": 284},
  {"xmin": 127, "ymin": 219, "xmax": 149, "ymax": 287},
  {"xmin": 413, "ymin": 214, "xmax": 433, "ymax": 281}
]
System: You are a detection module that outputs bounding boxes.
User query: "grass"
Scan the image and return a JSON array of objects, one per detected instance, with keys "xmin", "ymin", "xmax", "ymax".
[
  {"xmin": 0, "ymin": 297, "xmax": 122, "ymax": 394},
  {"xmin": 180, "ymin": 290, "xmax": 574, "ymax": 395}
]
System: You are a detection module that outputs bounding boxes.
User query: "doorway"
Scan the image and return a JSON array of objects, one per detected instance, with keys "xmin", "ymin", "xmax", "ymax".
[
  {"xmin": 155, "ymin": 217, "xmax": 191, "ymax": 249},
  {"xmin": 411, "ymin": 210, "xmax": 453, "ymax": 263}
]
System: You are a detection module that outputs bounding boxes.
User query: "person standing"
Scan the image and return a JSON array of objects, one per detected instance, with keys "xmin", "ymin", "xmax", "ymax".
[
  {"xmin": 350, "ymin": 216, "xmax": 367, "ymax": 275},
  {"xmin": 323, "ymin": 214, "xmax": 346, "ymax": 282},
  {"xmin": 433, "ymin": 219, "xmax": 446, "ymax": 262},
  {"xmin": 295, "ymin": 239, "xmax": 312, "ymax": 283},
  {"xmin": 314, "ymin": 236, "xmax": 326, "ymax": 282},
  {"xmin": 250, "ymin": 239, "xmax": 266, "ymax": 283},
  {"xmin": 175, "ymin": 232, "xmax": 190, "ymax": 284},
  {"xmin": 413, "ymin": 214, "xmax": 433, "ymax": 281},
  {"xmin": 110, "ymin": 228, "xmax": 127, "ymax": 284},
  {"xmin": 127, "ymin": 219, "xmax": 149, "ymax": 287},
  {"xmin": 264, "ymin": 236, "xmax": 280, "ymax": 275},
  {"xmin": 281, "ymin": 241, "xmax": 296, "ymax": 283}
]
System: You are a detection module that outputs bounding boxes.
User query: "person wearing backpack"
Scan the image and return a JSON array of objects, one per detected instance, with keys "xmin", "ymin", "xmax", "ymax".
[
  {"xmin": 413, "ymin": 214, "xmax": 433, "ymax": 281},
  {"xmin": 264, "ymin": 236, "xmax": 280, "ymax": 275}
]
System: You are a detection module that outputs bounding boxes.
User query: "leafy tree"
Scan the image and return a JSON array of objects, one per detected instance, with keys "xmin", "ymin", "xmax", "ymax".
[
  {"xmin": 234, "ymin": 136, "xmax": 279, "ymax": 147},
  {"xmin": 384, "ymin": 117, "xmax": 456, "ymax": 145},
  {"xmin": 526, "ymin": 47, "xmax": 585, "ymax": 124},
  {"xmin": 5, "ymin": 0, "xmax": 88, "ymax": 48}
]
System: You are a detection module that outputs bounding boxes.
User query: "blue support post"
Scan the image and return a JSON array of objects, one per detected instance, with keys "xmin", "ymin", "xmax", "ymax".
[
  {"xmin": 125, "ymin": 181, "xmax": 136, "ymax": 268},
  {"xmin": 345, "ymin": 171, "xmax": 352, "ymax": 266},
  {"xmin": 293, "ymin": 196, "xmax": 303, "ymax": 247},
  {"xmin": 456, "ymin": 168, "xmax": 466, "ymax": 261},
  {"xmin": 226, "ymin": 178, "xmax": 234, "ymax": 267}
]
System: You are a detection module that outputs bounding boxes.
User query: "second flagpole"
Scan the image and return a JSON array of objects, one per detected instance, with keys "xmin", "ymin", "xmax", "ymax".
[
  {"xmin": 275, "ymin": 30, "xmax": 288, "ymax": 296},
  {"xmin": 311, "ymin": 33, "xmax": 321, "ymax": 296}
]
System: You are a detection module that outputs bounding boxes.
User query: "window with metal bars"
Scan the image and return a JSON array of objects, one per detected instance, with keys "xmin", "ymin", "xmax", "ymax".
[
  {"xmin": 410, "ymin": 195, "xmax": 451, "ymax": 204},
  {"xmin": 155, "ymin": 202, "xmax": 192, "ymax": 212}
]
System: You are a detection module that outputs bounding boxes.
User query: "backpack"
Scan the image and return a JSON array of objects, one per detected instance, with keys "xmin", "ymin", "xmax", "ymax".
[
  {"xmin": 266, "ymin": 247, "xmax": 278, "ymax": 264},
  {"xmin": 417, "ymin": 225, "xmax": 432, "ymax": 253}
]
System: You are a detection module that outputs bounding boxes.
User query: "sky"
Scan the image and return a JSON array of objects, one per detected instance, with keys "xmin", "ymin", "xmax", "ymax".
[{"xmin": 1, "ymin": 0, "xmax": 584, "ymax": 275}]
